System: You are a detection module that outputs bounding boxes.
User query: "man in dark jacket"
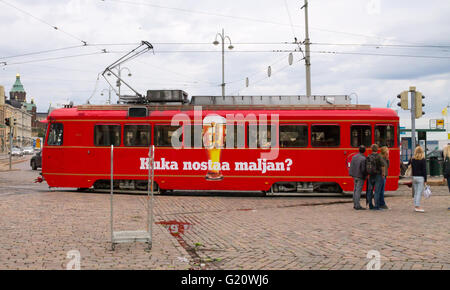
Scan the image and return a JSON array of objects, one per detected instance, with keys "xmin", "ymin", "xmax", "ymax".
[
  {"xmin": 349, "ymin": 145, "xmax": 367, "ymax": 210},
  {"xmin": 366, "ymin": 144, "xmax": 385, "ymax": 210}
]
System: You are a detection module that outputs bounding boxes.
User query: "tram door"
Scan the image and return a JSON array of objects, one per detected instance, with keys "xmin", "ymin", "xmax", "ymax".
[{"xmin": 44, "ymin": 123, "xmax": 65, "ymax": 172}]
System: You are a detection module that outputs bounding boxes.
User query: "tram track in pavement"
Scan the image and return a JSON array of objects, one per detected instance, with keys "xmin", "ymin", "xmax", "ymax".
[
  {"xmin": 0, "ymin": 156, "xmax": 28, "ymax": 171},
  {"xmin": 149, "ymin": 200, "xmax": 353, "ymax": 217},
  {"xmin": 131, "ymin": 194, "xmax": 353, "ymax": 217}
]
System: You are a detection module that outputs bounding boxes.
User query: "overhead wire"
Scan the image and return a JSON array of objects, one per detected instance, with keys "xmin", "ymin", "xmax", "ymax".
[
  {"xmin": 3, "ymin": 51, "xmax": 122, "ymax": 66},
  {"xmin": 2, "ymin": 41, "xmax": 449, "ymax": 64},
  {"xmin": 136, "ymin": 58, "xmax": 219, "ymax": 86},
  {"xmin": 101, "ymin": 0, "xmax": 424, "ymax": 46},
  {"xmin": 225, "ymin": 53, "xmax": 289, "ymax": 85},
  {"xmin": 192, "ymin": 0, "xmax": 303, "ymax": 93},
  {"xmin": 310, "ymin": 42, "xmax": 450, "ymax": 49},
  {"xmin": 0, "ymin": 45, "xmax": 86, "ymax": 61},
  {"xmin": 231, "ymin": 58, "xmax": 301, "ymax": 96},
  {"xmin": 310, "ymin": 50, "xmax": 450, "ymax": 59},
  {"xmin": 284, "ymin": 0, "xmax": 298, "ymax": 42},
  {"xmin": 2, "ymin": 47, "xmax": 449, "ymax": 68},
  {"xmin": 0, "ymin": 0, "xmax": 87, "ymax": 45}
]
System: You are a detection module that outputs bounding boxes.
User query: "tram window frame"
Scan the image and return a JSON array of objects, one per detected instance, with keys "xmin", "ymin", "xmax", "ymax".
[
  {"xmin": 247, "ymin": 123, "xmax": 277, "ymax": 148},
  {"xmin": 350, "ymin": 124, "xmax": 372, "ymax": 148},
  {"xmin": 94, "ymin": 124, "xmax": 121, "ymax": 146},
  {"xmin": 154, "ymin": 124, "xmax": 182, "ymax": 147},
  {"xmin": 311, "ymin": 124, "xmax": 340, "ymax": 147},
  {"xmin": 47, "ymin": 123, "xmax": 64, "ymax": 146},
  {"xmin": 184, "ymin": 125, "xmax": 202, "ymax": 148},
  {"xmin": 375, "ymin": 124, "xmax": 395, "ymax": 148},
  {"xmin": 124, "ymin": 124, "xmax": 151, "ymax": 147},
  {"xmin": 279, "ymin": 124, "xmax": 308, "ymax": 148},
  {"xmin": 226, "ymin": 123, "xmax": 246, "ymax": 148}
]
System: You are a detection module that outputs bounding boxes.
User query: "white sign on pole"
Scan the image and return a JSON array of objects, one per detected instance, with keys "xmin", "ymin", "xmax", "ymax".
[{"xmin": 430, "ymin": 119, "xmax": 436, "ymax": 129}]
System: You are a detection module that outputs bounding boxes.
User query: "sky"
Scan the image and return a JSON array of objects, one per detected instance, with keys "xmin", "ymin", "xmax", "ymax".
[{"xmin": 0, "ymin": 0, "xmax": 450, "ymax": 139}]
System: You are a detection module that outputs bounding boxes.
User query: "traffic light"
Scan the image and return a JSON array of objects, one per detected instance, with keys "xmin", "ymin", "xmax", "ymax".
[
  {"xmin": 4, "ymin": 118, "xmax": 10, "ymax": 127},
  {"xmin": 415, "ymin": 91, "xmax": 425, "ymax": 118},
  {"xmin": 397, "ymin": 90, "xmax": 408, "ymax": 109},
  {"xmin": 13, "ymin": 118, "xmax": 17, "ymax": 127}
]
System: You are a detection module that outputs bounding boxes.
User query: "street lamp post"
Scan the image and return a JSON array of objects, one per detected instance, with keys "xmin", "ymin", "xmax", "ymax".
[{"xmin": 213, "ymin": 29, "xmax": 234, "ymax": 97}]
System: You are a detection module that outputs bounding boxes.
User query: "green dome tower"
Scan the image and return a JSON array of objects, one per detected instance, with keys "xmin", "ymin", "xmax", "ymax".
[{"xmin": 10, "ymin": 73, "xmax": 26, "ymax": 103}]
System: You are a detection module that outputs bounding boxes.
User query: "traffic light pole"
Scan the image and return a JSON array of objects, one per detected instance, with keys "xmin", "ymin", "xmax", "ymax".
[
  {"xmin": 397, "ymin": 86, "xmax": 425, "ymax": 157},
  {"xmin": 410, "ymin": 87, "xmax": 416, "ymax": 150},
  {"xmin": 9, "ymin": 125, "xmax": 12, "ymax": 170}
]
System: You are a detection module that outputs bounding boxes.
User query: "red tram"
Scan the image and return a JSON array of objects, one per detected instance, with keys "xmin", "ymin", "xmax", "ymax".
[{"xmin": 41, "ymin": 94, "xmax": 400, "ymax": 194}]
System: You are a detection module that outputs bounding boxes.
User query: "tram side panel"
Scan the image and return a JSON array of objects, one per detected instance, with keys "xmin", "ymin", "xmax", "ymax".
[{"xmin": 41, "ymin": 111, "xmax": 400, "ymax": 192}]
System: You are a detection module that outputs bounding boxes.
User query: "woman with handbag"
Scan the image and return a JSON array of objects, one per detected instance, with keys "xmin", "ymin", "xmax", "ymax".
[
  {"xmin": 442, "ymin": 144, "xmax": 450, "ymax": 210},
  {"xmin": 379, "ymin": 146, "xmax": 390, "ymax": 209},
  {"xmin": 409, "ymin": 146, "xmax": 427, "ymax": 212}
]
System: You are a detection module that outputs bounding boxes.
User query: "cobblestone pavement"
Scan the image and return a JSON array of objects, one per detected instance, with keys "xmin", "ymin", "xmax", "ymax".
[{"xmin": 0, "ymin": 158, "xmax": 449, "ymax": 270}]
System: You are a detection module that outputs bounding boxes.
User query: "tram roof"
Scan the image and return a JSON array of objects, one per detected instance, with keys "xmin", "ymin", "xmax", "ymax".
[{"xmin": 48, "ymin": 104, "xmax": 398, "ymax": 120}]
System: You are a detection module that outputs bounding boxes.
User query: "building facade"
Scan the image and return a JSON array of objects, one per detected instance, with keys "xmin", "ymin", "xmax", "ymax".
[{"xmin": 0, "ymin": 74, "xmax": 34, "ymax": 152}]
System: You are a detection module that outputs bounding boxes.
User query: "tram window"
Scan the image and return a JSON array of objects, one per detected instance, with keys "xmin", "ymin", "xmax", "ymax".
[
  {"xmin": 184, "ymin": 125, "xmax": 202, "ymax": 148},
  {"xmin": 94, "ymin": 125, "xmax": 121, "ymax": 146},
  {"xmin": 350, "ymin": 125, "xmax": 372, "ymax": 147},
  {"xmin": 375, "ymin": 125, "xmax": 395, "ymax": 147},
  {"xmin": 248, "ymin": 124, "xmax": 276, "ymax": 148},
  {"xmin": 279, "ymin": 125, "xmax": 308, "ymax": 147},
  {"xmin": 311, "ymin": 125, "xmax": 340, "ymax": 147},
  {"xmin": 154, "ymin": 125, "xmax": 182, "ymax": 147},
  {"xmin": 124, "ymin": 125, "xmax": 151, "ymax": 147},
  {"xmin": 226, "ymin": 124, "xmax": 246, "ymax": 148},
  {"xmin": 47, "ymin": 123, "xmax": 63, "ymax": 146}
]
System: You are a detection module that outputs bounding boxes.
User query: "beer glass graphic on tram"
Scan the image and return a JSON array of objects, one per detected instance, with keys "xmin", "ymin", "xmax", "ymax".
[{"xmin": 202, "ymin": 115, "xmax": 226, "ymax": 181}]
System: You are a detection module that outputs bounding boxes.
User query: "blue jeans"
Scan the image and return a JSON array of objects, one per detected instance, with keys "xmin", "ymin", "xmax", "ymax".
[
  {"xmin": 412, "ymin": 176, "xmax": 424, "ymax": 207},
  {"xmin": 367, "ymin": 174, "xmax": 383, "ymax": 209},
  {"xmin": 353, "ymin": 177, "xmax": 365, "ymax": 208},
  {"xmin": 378, "ymin": 177, "xmax": 386, "ymax": 207}
]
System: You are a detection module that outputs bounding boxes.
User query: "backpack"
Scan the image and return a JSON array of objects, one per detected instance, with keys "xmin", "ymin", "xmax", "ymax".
[
  {"xmin": 444, "ymin": 157, "xmax": 450, "ymax": 177},
  {"xmin": 366, "ymin": 154, "xmax": 378, "ymax": 176}
]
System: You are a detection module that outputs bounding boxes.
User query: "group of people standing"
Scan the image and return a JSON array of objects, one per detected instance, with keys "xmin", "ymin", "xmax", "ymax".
[
  {"xmin": 350, "ymin": 143, "xmax": 450, "ymax": 212},
  {"xmin": 349, "ymin": 144, "xmax": 390, "ymax": 210}
]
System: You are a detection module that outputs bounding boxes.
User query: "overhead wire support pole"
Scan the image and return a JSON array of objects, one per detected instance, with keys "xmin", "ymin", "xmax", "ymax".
[{"xmin": 301, "ymin": 0, "xmax": 312, "ymax": 97}]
